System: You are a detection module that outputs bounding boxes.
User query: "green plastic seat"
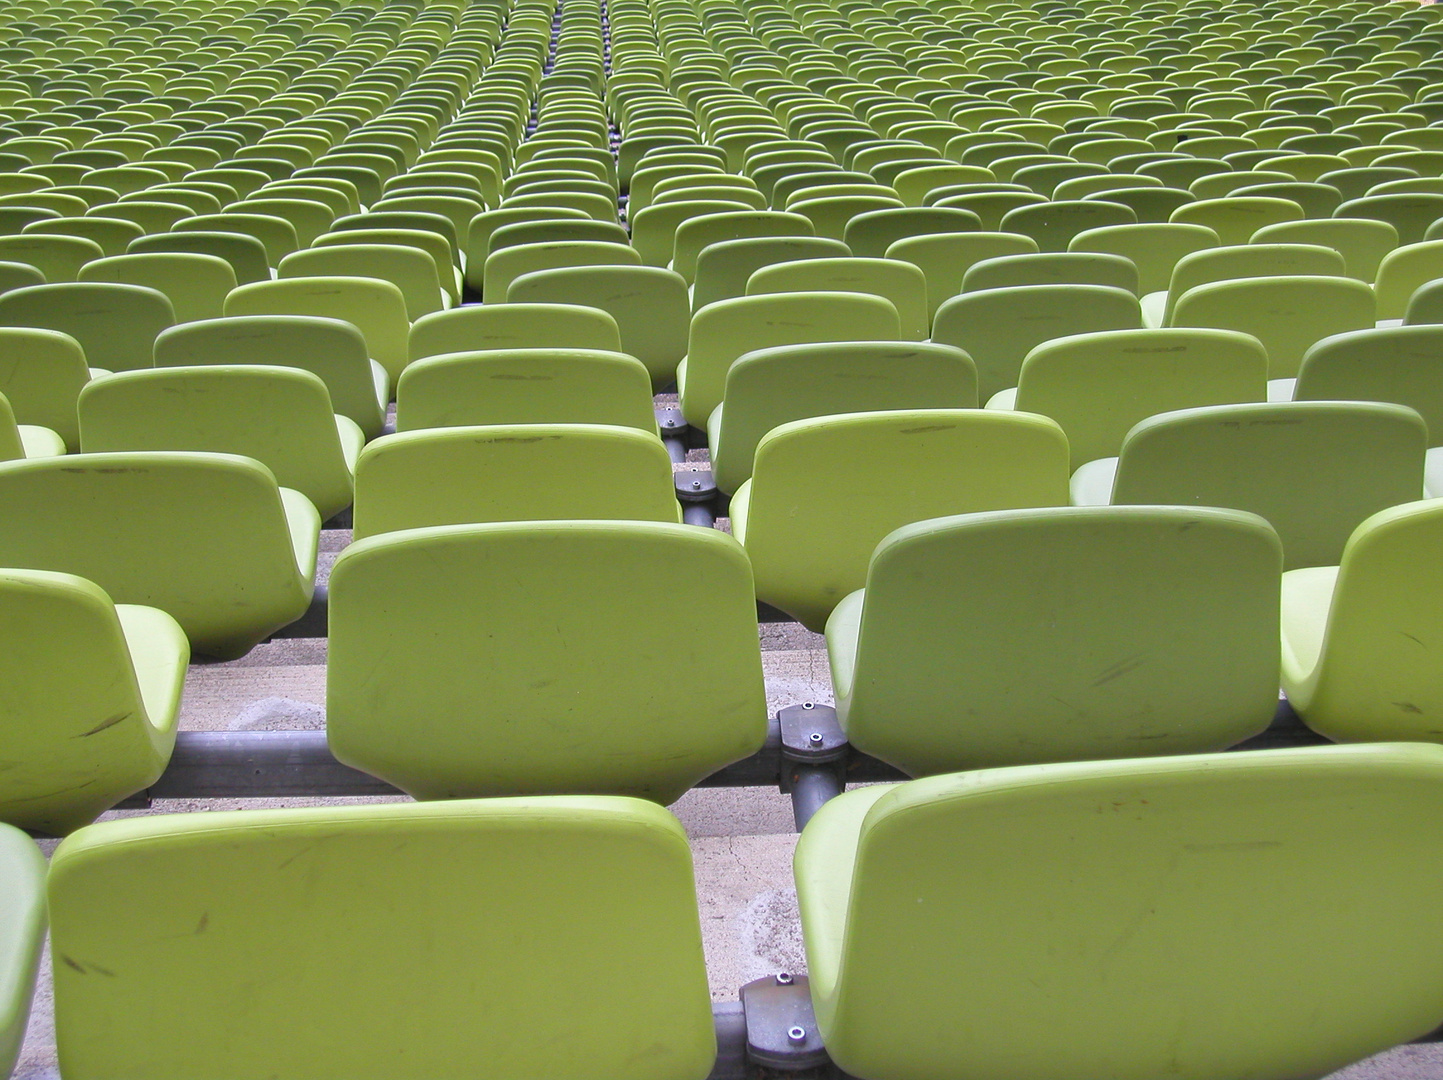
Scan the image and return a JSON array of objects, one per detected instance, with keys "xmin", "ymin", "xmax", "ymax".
[
  {"xmin": 631, "ymin": 198, "xmax": 753, "ymax": 265},
  {"xmin": 670, "ymin": 210, "xmax": 814, "ymax": 284},
  {"xmin": 1074, "ymin": 401, "xmax": 1426, "ymax": 571},
  {"xmin": 885, "ymin": 232, "xmax": 1040, "ymax": 320},
  {"xmin": 1053, "ymin": 175, "xmax": 1165, "ymax": 202},
  {"xmin": 154, "ymin": 316, "xmax": 388, "ymax": 441},
  {"xmin": 841, "ymin": 207, "xmax": 979, "ymax": 259},
  {"xmin": 1282, "ymin": 499, "xmax": 1443, "ymax": 742},
  {"xmin": 0, "ymin": 567, "xmax": 186, "ymax": 834},
  {"xmin": 789, "ymin": 193, "xmax": 907, "ymax": 241},
  {"xmin": 0, "ymin": 234, "xmax": 102, "ymax": 284},
  {"xmin": 1171, "ymin": 274, "xmax": 1377, "ymax": 382},
  {"xmin": 328, "ymin": 520, "xmax": 767, "ymax": 801},
  {"xmin": 932, "ymin": 190, "xmax": 1047, "ymax": 230},
  {"xmin": 1401, "ymin": 277, "xmax": 1443, "ymax": 329},
  {"xmin": 1149, "ymin": 242, "xmax": 1348, "ymax": 328},
  {"xmin": 1294, "ymin": 323, "xmax": 1443, "ymax": 495},
  {"xmin": 679, "ymin": 291, "xmax": 901, "ymax": 429},
  {"xmin": 1251, "ymin": 218, "xmax": 1398, "ymax": 282},
  {"xmin": 232, "ymin": 196, "xmax": 334, "ymax": 247},
  {"xmin": 0, "ymin": 451, "xmax": 318, "ymax": 659},
  {"xmin": 507, "ymin": 264, "xmax": 690, "ymax": 387},
  {"xmin": 79, "ymin": 366, "xmax": 360, "ymax": 521},
  {"xmin": 86, "ymin": 200, "xmax": 194, "ymax": 235},
  {"xmin": 179, "ymin": 212, "xmax": 300, "ymax": 264},
  {"xmin": 1067, "ymin": 222, "xmax": 1220, "ymax": 294},
  {"xmin": 23, "ymin": 215, "xmax": 144, "ymax": 257},
  {"xmin": 482, "ymin": 240, "xmax": 641, "ymax": 305},
  {"xmin": 733, "ymin": 409, "xmax": 1070, "ymax": 630},
  {"xmin": 1171, "ymin": 204, "xmax": 1306, "ymax": 258},
  {"xmin": 225, "ymin": 276, "xmax": 411, "ymax": 384},
  {"xmin": 1231, "ymin": 181, "xmax": 1342, "ymax": 219},
  {"xmin": 709, "ymin": 341, "xmax": 978, "ymax": 494},
  {"xmin": 990, "ymin": 328, "xmax": 1268, "ymax": 469},
  {"xmin": 933, "ymin": 284, "xmax": 1143, "ymax": 402},
  {"xmin": 691, "ymin": 235, "xmax": 850, "ymax": 312},
  {"xmin": 1336, "ymin": 193, "xmax": 1443, "ymax": 245},
  {"xmin": 411, "ymin": 303, "xmax": 623, "ymax": 361},
  {"xmin": 1083, "ymin": 185, "xmax": 1197, "ymax": 224},
  {"xmin": 77, "ymin": 251, "xmax": 235, "ymax": 323},
  {"xmin": 280, "ymin": 244, "xmax": 447, "ymax": 321},
  {"xmin": 0, "ymin": 384, "xmax": 62, "ymax": 460},
  {"xmin": 745, "ymin": 256, "xmax": 930, "ymax": 341},
  {"xmin": 962, "ymin": 251, "xmax": 1139, "ymax": 294},
  {"xmin": 395, "ymin": 348, "xmax": 658, "ymax": 434},
  {"xmin": 129, "ymin": 230, "xmax": 271, "ymax": 286},
  {"xmin": 1375, "ymin": 240, "xmax": 1443, "ymax": 322},
  {"xmin": 0, "ymin": 327, "xmax": 89, "ymax": 450},
  {"xmin": 487, "ymin": 219, "xmax": 630, "ymax": 258},
  {"xmin": 827, "ymin": 504, "xmax": 1281, "ymax": 776},
  {"xmin": 0, "ymin": 261, "xmax": 43, "ymax": 296},
  {"xmin": 795, "ymin": 742, "xmax": 1443, "ymax": 1080},
  {"xmin": 0, "ymin": 282, "xmax": 173, "ymax": 372},
  {"xmin": 998, "ymin": 199, "xmax": 1138, "ymax": 252},
  {"xmin": 0, "ymin": 819, "xmax": 42, "ymax": 1074},
  {"xmin": 49, "ymin": 796, "xmax": 717, "ymax": 1080},
  {"xmin": 352, "ymin": 424, "xmax": 679, "ymax": 539}
]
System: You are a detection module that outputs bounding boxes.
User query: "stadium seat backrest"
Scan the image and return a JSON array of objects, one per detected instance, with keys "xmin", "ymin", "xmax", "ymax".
[
  {"xmin": 396, "ymin": 349, "xmax": 658, "ymax": 434},
  {"xmin": 351, "ymin": 424, "xmax": 680, "ymax": 538},
  {"xmin": 1283, "ymin": 500, "xmax": 1443, "ymax": 742},
  {"xmin": 411, "ymin": 303, "xmax": 623, "ymax": 359},
  {"xmin": 78, "ymin": 252, "xmax": 236, "ymax": 323},
  {"xmin": 691, "ymin": 235, "xmax": 851, "ymax": 311},
  {"xmin": 711, "ymin": 341, "xmax": 978, "ymax": 494},
  {"xmin": 1112, "ymin": 401, "xmax": 1426, "ymax": 570},
  {"xmin": 733, "ymin": 409, "xmax": 1070, "ymax": 630},
  {"xmin": 0, "ymin": 282, "xmax": 173, "ymax": 372},
  {"xmin": 0, "ymin": 568, "xmax": 185, "ymax": 835},
  {"xmin": 746, "ymin": 256, "xmax": 930, "ymax": 340},
  {"xmin": 681, "ymin": 290, "xmax": 900, "ymax": 428},
  {"xmin": 1170, "ymin": 275, "xmax": 1376, "ymax": 379},
  {"xmin": 507, "ymin": 265, "xmax": 690, "ymax": 387},
  {"xmin": 795, "ymin": 743, "xmax": 1443, "ymax": 1080},
  {"xmin": 0, "ymin": 452, "xmax": 317, "ymax": 659},
  {"xmin": 155, "ymin": 316, "xmax": 387, "ymax": 440},
  {"xmin": 49, "ymin": 797, "xmax": 717, "ymax": 1080},
  {"xmin": 0, "ymin": 821, "xmax": 43, "ymax": 1077},
  {"xmin": 327, "ymin": 520, "xmax": 767, "ymax": 802},
  {"xmin": 225, "ymin": 276, "xmax": 411, "ymax": 383},
  {"xmin": 934, "ymin": 284, "xmax": 1143, "ymax": 402},
  {"xmin": 1376, "ymin": 240, "xmax": 1443, "ymax": 321},
  {"xmin": 1296, "ymin": 326, "xmax": 1443, "ymax": 447},
  {"xmin": 79, "ymin": 366, "xmax": 357, "ymax": 522},
  {"xmin": 1014, "ymin": 328, "xmax": 1268, "ymax": 468},
  {"xmin": 834, "ymin": 506, "xmax": 1281, "ymax": 775},
  {"xmin": 0, "ymin": 326, "xmax": 88, "ymax": 449}
]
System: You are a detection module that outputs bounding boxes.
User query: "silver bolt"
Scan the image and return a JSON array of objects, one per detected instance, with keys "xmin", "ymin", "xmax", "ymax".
[
  {"xmin": 775, "ymin": 971, "xmax": 793, "ymax": 985},
  {"xmin": 809, "ymin": 732, "xmax": 823, "ymax": 746},
  {"xmin": 788, "ymin": 1026, "xmax": 807, "ymax": 1044},
  {"xmin": 801, "ymin": 701, "xmax": 814, "ymax": 710},
  {"xmin": 691, "ymin": 479, "xmax": 701, "ymax": 488}
]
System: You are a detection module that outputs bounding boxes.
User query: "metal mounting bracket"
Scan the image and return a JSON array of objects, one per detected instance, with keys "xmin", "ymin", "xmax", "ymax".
[
  {"xmin": 778, "ymin": 703, "xmax": 847, "ymax": 764},
  {"xmin": 740, "ymin": 973, "xmax": 830, "ymax": 1071},
  {"xmin": 676, "ymin": 468, "xmax": 717, "ymax": 502}
]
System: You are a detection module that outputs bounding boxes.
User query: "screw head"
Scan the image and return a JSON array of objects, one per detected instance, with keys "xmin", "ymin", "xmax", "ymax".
[
  {"xmin": 809, "ymin": 732, "xmax": 824, "ymax": 745},
  {"xmin": 775, "ymin": 971, "xmax": 793, "ymax": 985},
  {"xmin": 788, "ymin": 1026, "xmax": 807, "ymax": 1044},
  {"xmin": 801, "ymin": 701, "xmax": 814, "ymax": 710}
]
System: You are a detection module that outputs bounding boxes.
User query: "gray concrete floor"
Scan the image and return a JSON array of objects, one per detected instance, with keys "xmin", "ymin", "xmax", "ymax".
[{"xmin": 14, "ymin": 530, "xmax": 1443, "ymax": 1079}]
